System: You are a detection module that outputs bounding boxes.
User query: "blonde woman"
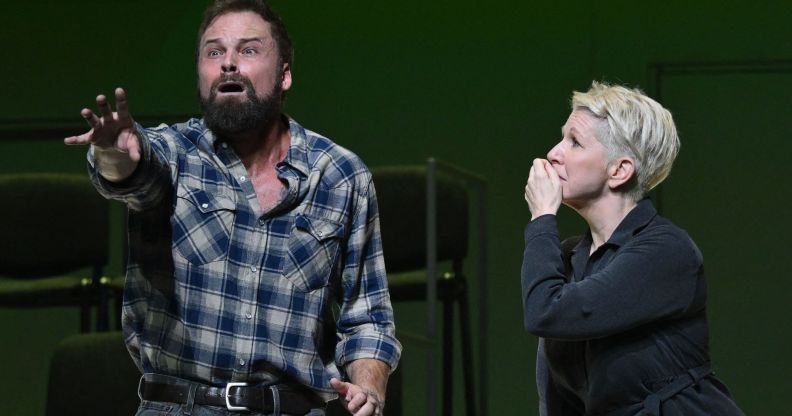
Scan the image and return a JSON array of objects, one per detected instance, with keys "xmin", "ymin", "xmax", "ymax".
[{"xmin": 522, "ymin": 82, "xmax": 743, "ymax": 415}]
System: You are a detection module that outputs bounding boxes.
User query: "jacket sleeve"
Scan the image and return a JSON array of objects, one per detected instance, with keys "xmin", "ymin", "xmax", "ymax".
[{"xmin": 522, "ymin": 215, "xmax": 703, "ymax": 340}]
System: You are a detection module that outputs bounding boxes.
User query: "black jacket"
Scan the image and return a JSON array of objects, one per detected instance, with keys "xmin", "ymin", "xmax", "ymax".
[{"xmin": 522, "ymin": 199, "xmax": 743, "ymax": 416}]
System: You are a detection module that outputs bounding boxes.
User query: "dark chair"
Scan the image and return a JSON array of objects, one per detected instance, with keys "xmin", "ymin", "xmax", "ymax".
[
  {"xmin": 46, "ymin": 331, "xmax": 141, "ymax": 416},
  {"xmin": 372, "ymin": 160, "xmax": 487, "ymax": 416},
  {"xmin": 0, "ymin": 172, "xmax": 112, "ymax": 332}
]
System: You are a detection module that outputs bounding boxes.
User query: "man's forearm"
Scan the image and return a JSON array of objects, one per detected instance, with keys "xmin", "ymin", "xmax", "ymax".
[{"xmin": 345, "ymin": 358, "xmax": 390, "ymax": 402}]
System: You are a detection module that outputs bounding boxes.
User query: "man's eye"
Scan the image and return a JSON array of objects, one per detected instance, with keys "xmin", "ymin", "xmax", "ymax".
[
  {"xmin": 242, "ymin": 48, "xmax": 257, "ymax": 55},
  {"xmin": 570, "ymin": 137, "xmax": 581, "ymax": 147},
  {"xmin": 208, "ymin": 49, "xmax": 222, "ymax": 57}
]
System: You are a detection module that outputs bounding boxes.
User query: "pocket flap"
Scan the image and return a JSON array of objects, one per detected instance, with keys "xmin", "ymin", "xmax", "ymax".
[
  {"xmin": 294, "ymin": 214, "xmax": 345, "ymax": 241},
  {"xmin": 178, "ymin": 187, "xmax": 236, "ymax": 213}
]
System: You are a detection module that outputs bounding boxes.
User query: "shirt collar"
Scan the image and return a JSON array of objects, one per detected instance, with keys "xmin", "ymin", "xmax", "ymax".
[
  {"xmin": 197, "ymin": 116, "xmax": 311, "ymax": 178},
  {"xmin": 571, "ymin": 198, "xmax": 657, "ymax": 255},
  {"xmin": 604, "ymin": 198, "xmax": 657, "ymax": 247},
  {"xmin": 280, "ymin": 117, "xmax": 310, "ymax": 178}
]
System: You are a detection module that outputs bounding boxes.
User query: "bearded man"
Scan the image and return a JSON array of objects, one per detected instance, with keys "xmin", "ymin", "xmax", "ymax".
[{"xmin": 64, "ymin": 1, "xmax": 400, "ymax": 415}]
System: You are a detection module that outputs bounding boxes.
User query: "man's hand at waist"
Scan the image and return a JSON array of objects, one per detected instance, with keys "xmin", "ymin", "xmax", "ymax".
[{"xmin": 331, "ymin": 358, "xmax": 390, "ymax": 415}]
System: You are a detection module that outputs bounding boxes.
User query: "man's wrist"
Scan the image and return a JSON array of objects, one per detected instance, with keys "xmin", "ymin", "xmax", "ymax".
[{"xmin": 92, "ymin": 144, "xmax": 139, "ymax": 182}]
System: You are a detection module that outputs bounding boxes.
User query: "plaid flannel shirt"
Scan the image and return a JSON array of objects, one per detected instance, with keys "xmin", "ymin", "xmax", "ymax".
[{"xmin": 88, "ymin": 117, "xmax": 400, "ymax": 400}]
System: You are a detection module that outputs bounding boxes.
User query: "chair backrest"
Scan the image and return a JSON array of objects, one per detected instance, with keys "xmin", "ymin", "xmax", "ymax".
[
  {"xmin": 0, "ymin": 173, "xmax": 109, "ymax": 278},
  {"xmin": 372, "ymin": 166, "xmax": 469, "ymax": 273},
  {"xmin": 46, "ymin": 331, "xmax": 141, "ymax": 416}
]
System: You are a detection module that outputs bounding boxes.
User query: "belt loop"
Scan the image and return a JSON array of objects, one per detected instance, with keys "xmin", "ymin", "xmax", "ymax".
[
  {"xmin": 183, "ymin": 383, "xmax": 198, "ymax": 416},
  {"xmin": 269, "ymin": 385, "xmax": 281, "ymax": 416}
]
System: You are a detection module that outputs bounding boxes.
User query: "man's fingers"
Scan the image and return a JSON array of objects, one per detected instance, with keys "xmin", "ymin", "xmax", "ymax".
[
  {"xmin": 348, "ymin": 391, "xmax": 368, "ymax": 410},
  {"xmin": 330, "ymin": 379, "xmax": 381, "ymax": 415},
  {"xmin": 81, "ymin": 108, "xmax": 100, "ymax": 128},
  {"xmin": 125, "ymin": 133, "xmax": 141, "ymax": 162},
  {"xmin": 64, "ymin": 131, "xmax": 94, "ymax": 145},
  {"xmin": 352, "ymin": 400, "xmax": 376, "ymax": 416},
  {"xmin": 115, "ymin": 88, "xmax": 131, "ymax": 121},
  {"xmin": 97, "ymin": 94, "xmax": 113, "ymax": 118},
  {"xmin": 329, "ymin": 378, "xmax": 349, "ymax": 395}
]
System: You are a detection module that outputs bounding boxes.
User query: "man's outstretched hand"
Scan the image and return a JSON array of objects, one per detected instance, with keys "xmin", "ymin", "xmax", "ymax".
[{"xmin": 64, "ymin": 88, "xmax": 141, "ymax": 181}]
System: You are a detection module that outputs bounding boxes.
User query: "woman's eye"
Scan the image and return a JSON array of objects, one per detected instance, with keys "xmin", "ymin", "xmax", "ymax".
[{"xmin": 570, "ymin": 137, "xmax": 581, "ymax": 147}]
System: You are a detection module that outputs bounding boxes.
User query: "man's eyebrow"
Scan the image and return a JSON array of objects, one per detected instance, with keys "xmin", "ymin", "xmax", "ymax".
[
  {"xmin": 203, "ymin": 37, "xmax": 265, "ymax": 47},
  {"xmin": 238, "ymin": 37, "xmax": 264, "ymax": 43}
]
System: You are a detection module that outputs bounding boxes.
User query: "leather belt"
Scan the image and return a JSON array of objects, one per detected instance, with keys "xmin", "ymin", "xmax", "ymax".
[
  {"xmin": 139, "ymin": 378, "xmax": 325, "ymax": 415},
  {"xmin": 641, "ymin": 363, "xmax": 713, "ymax": 416}
]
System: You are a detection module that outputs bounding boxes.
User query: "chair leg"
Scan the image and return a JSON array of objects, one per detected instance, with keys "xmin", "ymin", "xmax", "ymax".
[
  {"xmin": 458, "ymin": 280, "xmax": 477, "ymax": 416},
  {"xmin": 115, "ymin": 290, "xmax": 123, "ymax": 331},
  {"xmin": 79, "ymin": 304, "xmax": 91, "ymax": 333},
  {"xmin": 442, "ymin": 295, "xmax": 454, "ymax": 416},
  {"xmin": 97, "ymin": 286, "xmax": 109, "ymax": 332}
]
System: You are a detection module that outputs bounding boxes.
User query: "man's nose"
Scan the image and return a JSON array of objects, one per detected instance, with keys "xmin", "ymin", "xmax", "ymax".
[{"xmin": 221, "ymin": 54, "xmax": 238, "ymax": 73}]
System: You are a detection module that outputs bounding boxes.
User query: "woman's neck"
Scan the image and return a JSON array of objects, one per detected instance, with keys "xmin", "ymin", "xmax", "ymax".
[{"xmin": 574, "ymin": 195, "xmax": 638, "ymax": 253}]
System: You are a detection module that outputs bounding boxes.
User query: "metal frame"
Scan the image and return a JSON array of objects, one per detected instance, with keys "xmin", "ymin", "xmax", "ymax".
[{"xmin": 425, "ymin": 158, "xmax": 488, "ymax": 416}]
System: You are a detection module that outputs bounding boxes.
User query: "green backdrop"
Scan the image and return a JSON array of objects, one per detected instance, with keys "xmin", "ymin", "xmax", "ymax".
[{"xmin": 2, "ymin": 0, "xmax": 791, "ymax": 414}]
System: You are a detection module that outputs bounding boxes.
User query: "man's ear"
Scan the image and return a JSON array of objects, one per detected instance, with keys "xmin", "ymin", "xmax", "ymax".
[
  {"xmin": 607, "ymin": 157, "xmax": 635, "ymax": 190},
  {"xmin": 280, "ymin": 63, "xmax": 292, "ymax": 92}
]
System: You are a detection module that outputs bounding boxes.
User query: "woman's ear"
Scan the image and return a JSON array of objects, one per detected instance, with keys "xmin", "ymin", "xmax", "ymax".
[{"xmin": 607, "ymin": 158, "xmax": 635, "ymax": 190}]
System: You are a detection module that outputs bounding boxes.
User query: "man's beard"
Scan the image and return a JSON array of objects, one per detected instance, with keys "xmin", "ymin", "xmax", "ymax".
[{"xmin": 200, "ymin": 75, "xmax": 282, "ymax": 138}]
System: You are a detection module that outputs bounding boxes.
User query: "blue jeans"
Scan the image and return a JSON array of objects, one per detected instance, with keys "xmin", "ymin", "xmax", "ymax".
[
  {"xmin": 135, "ymin": 374, "xmax": 326, "ymax": 416},
  {"xmin": 135, "ymin": 401, "xmax": 326, "ymax": 416}
]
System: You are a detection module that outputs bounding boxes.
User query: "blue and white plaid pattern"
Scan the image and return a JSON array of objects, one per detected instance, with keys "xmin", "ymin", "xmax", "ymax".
[{"xmin": 88, "ymin": 118, "xmax": 400, "ymax": 400}]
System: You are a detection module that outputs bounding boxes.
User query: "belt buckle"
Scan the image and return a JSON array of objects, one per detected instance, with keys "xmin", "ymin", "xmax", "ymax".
[{"xmin": 225, "ymin": 382, "xmax": 250, "ymax": 411}]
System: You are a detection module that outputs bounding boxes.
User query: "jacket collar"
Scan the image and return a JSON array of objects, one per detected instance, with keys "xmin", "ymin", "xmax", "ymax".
[{"xmin": 572, "ymin": 198, "xmax": 658, "ymax": 255}]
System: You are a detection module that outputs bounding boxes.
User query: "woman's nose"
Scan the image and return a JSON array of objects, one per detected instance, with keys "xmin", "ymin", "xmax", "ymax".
[{"xmin": 547, "ymin": 142, "xmax": 562, "ymax": 163}]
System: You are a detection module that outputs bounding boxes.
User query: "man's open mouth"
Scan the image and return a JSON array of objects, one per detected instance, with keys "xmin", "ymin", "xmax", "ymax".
[{"xmin": 217, "ymin": 82, "xmax": 245, "ymax": 94}]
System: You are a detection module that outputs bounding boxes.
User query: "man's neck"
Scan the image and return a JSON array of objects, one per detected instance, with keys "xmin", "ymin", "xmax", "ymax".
[{"xmin": 226, "ymin": 117, "xmax": 290, "ymax": 171}]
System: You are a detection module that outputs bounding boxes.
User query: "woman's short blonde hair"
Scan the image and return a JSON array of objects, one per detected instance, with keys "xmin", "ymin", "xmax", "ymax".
[{"xmin": 572, "ymin": 81, "xmax": 680, "ymax": 201}]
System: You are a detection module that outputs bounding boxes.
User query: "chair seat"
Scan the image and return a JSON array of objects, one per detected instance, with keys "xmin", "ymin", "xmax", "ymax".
[
  {"xmin": 0, "ymin": 173, "xmax": 111, "ymax": 331},
  {"xmin": 0, "ymin": 276, "xmax": 92, "ymax": 307},
  {"xmin": 46, "ymin": 331, "xmax": 141, "ymax": 416}
]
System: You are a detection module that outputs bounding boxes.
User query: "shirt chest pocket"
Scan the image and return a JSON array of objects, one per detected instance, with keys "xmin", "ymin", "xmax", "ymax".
[
  {"xmin": 172, "ymin": 187, "xmax": 236, "ymax": 265},
  {"xmin": 283, "ymin": 214, "xmax": 345, "ymax": 292}
]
